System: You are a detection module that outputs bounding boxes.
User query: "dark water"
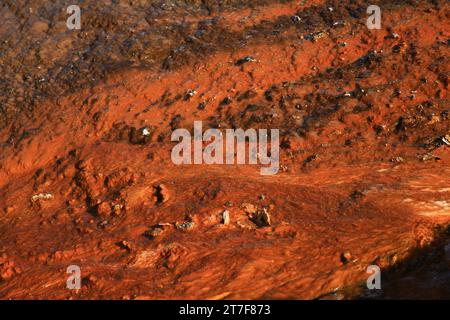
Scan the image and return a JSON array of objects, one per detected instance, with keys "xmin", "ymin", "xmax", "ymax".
[
  {"xmin": 377, "ymin": 240, "xmax": 450, "ymax": 299},
  {"xmin": 321, "ymin": 239, "xmax": 450, "ymax": 300}
]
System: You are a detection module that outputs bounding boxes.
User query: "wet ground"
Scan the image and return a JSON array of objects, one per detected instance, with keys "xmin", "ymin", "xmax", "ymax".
[{"xmin": 0, "ymin": 0, "xmax": 449, "ymax": 299}]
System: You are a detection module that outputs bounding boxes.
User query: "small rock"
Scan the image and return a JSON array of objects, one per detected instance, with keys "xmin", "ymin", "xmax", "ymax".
[
  {"xmin": 441, "ymin": 135, "xmax": 450, "ymax": 146},
  {"xmin": 176, "ymin": 221, "xmax": 195, "ymax": 231},
  {"xmin": 419, "ymin": 153, "xmax": 440, "ymax": 162},
  {"xmin": 305, "ymin": 31, "xmax": 326, "ymax": 42},
  {"xmin": 129, "ymin": 126, "xmax": 153, "ymax": 145},
  {"xmin": 374, "ymin": 124, "xmax": 387, "ymax": 135},
  {"xmin": 333, "ymin": 21, "xmax": 346, "ymax": 27},
  {"xmin": 251, "ymin": 207, "xmax": 271, "ymax": 227},
  {"xmin": 112, "ymin": 204, "xmax": 123, "ymax": 215},
  {"xmin": 340, "ymin": 251, "xmax": 355, "ymax": 264},
  {"xmin": 185, "ymin": 89, "xmax": 197, "ymax": 100},
  {"xmin": 304, "ymin": 154, "xmax": 319, "ymax": 165},
  {"xmin": 221, "ymin": 210, "xmax": 230, "ymax": 225},
  {"xmin": 142, "ymin": 127, "xmax": 152, "ymax": 136},
  {"xmin": 428, "ymin": 114, "xmax": 440, "ymax": 125},
  {"xmin": 291, "ymin": 15, "xmax": 301, "ymax": 23},
  {"xmin": 117, "ymin": 240, "xmax": 132, "ymax": 251},
  {"xmin": 0, "ymin": 255, "xmax": 21, "ymax": 280},
  {"xmin": 390, "ymin": 156, "xmax": 404, "ymax": 164},
  {"xmin": 197, "ymin": 102, "xmax": 206, "ymax": 110},
  {"xmin": 236, "ymin": 56, "xmax": 256, "ymax": 66},
  {"xmin": 144, "ymin": 224, "xmax": 170, "ymax": 239},
  {"xmin": 31, "ymin": 193, "xmax": 53, "ymax": 202},
  {"xmin": 220, "ymin": 96, "xmax": 233, "ymax": 106}
]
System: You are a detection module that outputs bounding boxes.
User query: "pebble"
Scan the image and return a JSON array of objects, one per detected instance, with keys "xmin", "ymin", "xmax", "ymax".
[
  {"xmin": 441, "ymin": 135, "xmax": 450, "ymax": 146},
  {"xmin": 185, "ymin": 89, "xmax": 197, "ymax": 100},
  {"xmin": 176, "ymin": 221, "xmax": 195, "ymax": 231},
  {"xmin": 31, "ymin": 193, "xmax": 54, "ymax": 202},
  {"xmin": 118, "ymin": 240, "xmax": 132, "ymax": 251},
  {"xmin": 420, "ymin": 153, "xmax": 440, "ymax": 162},
  {"xmin": 340, "ymin": 251, "xmax": 355, "ymax": 264},
  {"xmin": 236, "ymin": 56, "xmax": 256, "ymax": 66},
  {"xmin": 390, "ymin": 156, "xmax": 404, "ymax": 164},
  {"xmin": 198, "ymin": 102, "xmax": 206, "ymax": 110},
  {"xmin": 291, "ymin": 15, "xmax": 301, "ymax": 23},
  {"xmin": 252, "ymin": 208, "xmax": 271, "ymax": 227},
  {"xmin": 305, "ymin": 31, "xmax": 326, "ymax": 42},
  {"xmin": 220, "ymin": 96, "xmax": 233, "ymax": 106},
  {"xmin": 142, "ymin": 127, "xmax": 152, "ymax": 136},
  {"xmin": 145, "ymin": 223, "xmax": 171, "ymax": 239},
  {"xmin": 112, "ymin": 204, "xmax": 123, "ymax": 215},
  {"xmin": 221, "ymin": 210, "xmax": 230, "ymax": 225}
]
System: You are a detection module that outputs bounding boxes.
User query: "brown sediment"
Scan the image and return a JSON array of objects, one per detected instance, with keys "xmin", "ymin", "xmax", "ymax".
[{"xmin": 0, "ymin": 0, "xmax": 449, "ymax": 299}]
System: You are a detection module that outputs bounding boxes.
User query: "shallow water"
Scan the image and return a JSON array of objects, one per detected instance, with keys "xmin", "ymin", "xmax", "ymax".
[
  {"xmin": 324, "ymin": 238, "xmax": 450, "ymax": 300},
  {"xmin": 376, "ymin": 240, "xmax": 450, "ymax": 299}
]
